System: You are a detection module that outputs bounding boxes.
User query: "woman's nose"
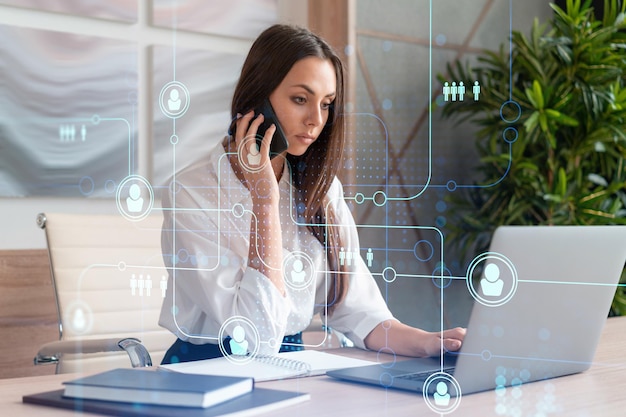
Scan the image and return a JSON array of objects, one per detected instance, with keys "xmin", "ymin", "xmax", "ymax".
[{"xmin": 306, "ymin": 105, "xmax": 323, "ymax": 127}]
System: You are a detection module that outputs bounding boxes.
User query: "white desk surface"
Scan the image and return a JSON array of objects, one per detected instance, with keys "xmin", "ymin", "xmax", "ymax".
[{"xmin": 3, "ymin": 316, "xmax": 626, "ymax": 416}]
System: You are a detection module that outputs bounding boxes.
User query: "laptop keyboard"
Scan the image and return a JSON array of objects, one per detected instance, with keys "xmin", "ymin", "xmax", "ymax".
[{"xmin": 395, "ymin": 366, "xmax": 456, "ymax": 382}]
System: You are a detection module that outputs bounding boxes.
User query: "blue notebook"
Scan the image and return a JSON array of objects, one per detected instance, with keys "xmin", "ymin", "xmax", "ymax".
[
  {"xmin": 62, "ymin": 368, "xmax": 253, "ymax": 408},
  {"xmin": 23, "ymin": 387, "xmax": 310, "ymax": 417}
]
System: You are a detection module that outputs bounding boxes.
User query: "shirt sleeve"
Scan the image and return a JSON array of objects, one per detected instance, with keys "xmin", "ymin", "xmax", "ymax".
[
  {"xmin": 158, "ymin": 165, "xmax": 291, "ymax": 356},
  {"xmin": 318, "ymin": 179, "xmax": 395, "ymax": 349}
]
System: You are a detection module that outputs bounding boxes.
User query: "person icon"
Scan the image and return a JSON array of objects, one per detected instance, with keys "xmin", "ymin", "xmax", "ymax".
[
  {"xmin": 442, "ymin": 81, "xmax": 450, "ymax": 101},
  {"xmin": 81, "ymin": 124, "xmax": 87, "ymax": 142},
  {"xmin": 366, "ymin": 248, "xmax": 374, "ymax": 267},
  {"xmin": 168, "ymin": 88, "xmax": 182, "ymax": 111},
  {"xmin": 229, "ymin": 325, "xmax": 249, "ymax": 356},
  {"xmin": 339, "ymin": 247, "xmax": 346, "ymax": 266},
  {"xmin": 145, "ymin": 274, "xmax": 153, "ymax": 296},
  {"xmin": 433, "ymin": 381, "xmax": 451, "ymax": 406},
  {"xmin": 247, "ymin": 141, "xmax": 261, "ymax": 166},
  {"xmin": 126, "ymin": 184, "xmax": 144, "ymax": 213},
  {"xmin": 458, "ymin": 81, "xmax": 465, "ymax": 101},
  {"xmin": 138, "ymin": 274, "xmax": 145, "ymax": 296},
  {"xmin": 345, "ymin": 247, "xmax": 353, "ymax": 266},
  {"xmin": 130, "ymin": 273, "xmax": 137, "ymax": 296},
  {"xmin": 473, "ymin": 81, "xmax": 481, "ymax": 101},
  {"xmin": 160, "ymin": 275, "xmax": 168, "ymax": 298},
  {"xmin": 480, "ymin": 263, "xmax": 504, "ymax": 297},
  {"xmin": 450, "ymin": 82, "xmax": 458, "ymax": 101},
  {"xmin": 73, "ymin": 307, "xmax": 86, "ymax": 332},
  {"xmin": 290, "ymin": 258, "xmax": 306, "ymax": 284}
]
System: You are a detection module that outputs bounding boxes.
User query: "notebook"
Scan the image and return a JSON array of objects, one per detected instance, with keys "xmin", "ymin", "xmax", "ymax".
[
  {"xmin": 62, "ymin": 368, "xmax": 253, "ymax": 408},
  {"xmin": 159, "ymin": 349, "xmax": 375, "ymax": 382},
  {"xmin": 327, "ymin": 226, "xmax": 626, "ymax": 402},
  {"xmin": 23, "ymin": 387, "xmax": 309, "ymax": 417}
]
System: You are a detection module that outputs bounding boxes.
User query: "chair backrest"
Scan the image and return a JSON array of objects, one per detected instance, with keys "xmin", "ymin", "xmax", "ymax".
[{"xmin": 39, "ymin": 212, "xmax": 175, "ymax": 373}]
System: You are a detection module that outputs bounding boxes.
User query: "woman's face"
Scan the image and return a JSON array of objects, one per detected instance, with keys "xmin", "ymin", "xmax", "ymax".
[{"xmin": 269, "ymin": 56, "xmax": 337, "ymax": 156}]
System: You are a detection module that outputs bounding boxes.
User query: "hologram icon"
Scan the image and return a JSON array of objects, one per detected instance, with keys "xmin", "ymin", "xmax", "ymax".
[
  {"xmin": 480, "ymin": 263, "xmax": 504, "ymax": 297},
  {"xmin": 443, "ymin": 82, "xmax": 450, "ymax": 101},
  {"xmin": 290, "ymin": 258, "xmax": 306, "ymax": 283},
  {"xmin": 229, "ymin": 325, "xmax": 249, "ymax": 356},
  {"xmin": 473, "ymin": 81, "xmax": 481, "ymax": 101},
  {"xmin": 366, "ymin": 248, "xmax": 374, "ymax": 267},
  {"xmin": 116, "ymin": 175, "xmax": 154, "ymax": 221},
  {"xmin": 146, "ymin": 274, "xmax": 153, "ymax": 296},
  {"xmin": 433, "ymin": 381, "xmax": 451, "ymax": 406},
  {"xmin": 130, "ymin": 273, "xmax": 137, "ymax": 296},
  {"xmin": 450, "ymin": 82, "xmax": 458, "ymax": 101},
  {"xmin": 73, "ymin": 307, "xmax": 86, "ymax": 332},
  {"xmin": 126, "ymin": 184, "xmax": 145, "ymax": 213},
  {"xmin": 159, "ymin": 81, "xmax": 190, "ymax": 119},
  {"xmin": 160, "ymin": 275, "xmax": 167, "ymax": 298},
  {"xmin": 247, "ymin": 142, "xmax": 261, "ymax": 166},
  {"xmin": 458, "ymin": 81, "xmax": 465, "ymax": 101},
  {"xmin": 345, "ymin": 247, "xmax": 353, "ymax": 266},
  {"xmin": 167, "ymin": 88, "xmax": 182, "ymax": 111},
  {"xmin": 138, "ymin": 274, "xmax": 145, "ymax": 297}
]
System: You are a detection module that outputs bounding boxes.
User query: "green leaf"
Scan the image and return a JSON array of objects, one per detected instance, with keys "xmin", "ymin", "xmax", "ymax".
[
  {"xmin": 523, "ymin": 111, "xmax": 540, "ymax": 131},
  {"xmin": 557, "ymin": 167, "xmax": 568, "ymax": 196},
  {"xmin": 545, "ymin": 109, "xmax": 580, "ymax": 126},
  {"xmin": 539, "ymin": 112, "xmax": 549, "ymax": 132},
  {"xmin": 533, "ymin": 80, "xmax": 545, "ymax": 109}
]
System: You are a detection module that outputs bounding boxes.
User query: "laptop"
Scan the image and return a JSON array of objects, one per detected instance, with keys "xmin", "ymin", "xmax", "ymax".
[{"xmin": 327, "ymin": 226, "xmax": 626, "ymax": 405}]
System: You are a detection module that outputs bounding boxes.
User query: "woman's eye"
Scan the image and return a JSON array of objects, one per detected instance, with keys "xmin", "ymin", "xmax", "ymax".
[
  {"xmin": 293, "ymin": 97, "xmax": 306, "ymax": 104},
  {"xmin": 321, "ymin": 102, "xmax": 332, "ymax": 110}
]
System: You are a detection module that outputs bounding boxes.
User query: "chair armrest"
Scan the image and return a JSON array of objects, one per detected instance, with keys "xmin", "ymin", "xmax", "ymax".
[{"xmin": 34, "ymin": 337, "xmax": 152, "ymax": 368}]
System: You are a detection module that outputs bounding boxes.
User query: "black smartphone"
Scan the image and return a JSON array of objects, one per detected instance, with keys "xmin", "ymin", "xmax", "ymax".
[
  {"xmin": 255, "ymin": 99, "xmax": 289, "ymax": 159},
  {"xmin": 229, "ymin": 99, "xmax": 289, "ymax": 159}
]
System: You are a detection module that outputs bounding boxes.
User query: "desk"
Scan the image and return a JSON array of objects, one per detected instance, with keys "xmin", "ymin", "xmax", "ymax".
[{"xmin": 3, "ymin": 316, "xmax": 626, "ymax": 416}]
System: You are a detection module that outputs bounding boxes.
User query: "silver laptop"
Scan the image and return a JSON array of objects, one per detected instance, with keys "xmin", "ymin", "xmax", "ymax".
[{"xmin": 327, "ymin": 226, "xmax": 626, "ymax": 403}]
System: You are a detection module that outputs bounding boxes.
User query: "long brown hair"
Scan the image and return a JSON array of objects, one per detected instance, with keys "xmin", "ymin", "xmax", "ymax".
[{"xmin": 231, "ymin": 24, "xmax": 348, "ymax": 315}]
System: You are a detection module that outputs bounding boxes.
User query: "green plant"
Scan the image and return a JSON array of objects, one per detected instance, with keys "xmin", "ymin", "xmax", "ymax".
[{"xmin": 440, "ymin": 0, "xmax": 626, "ymax": 313}]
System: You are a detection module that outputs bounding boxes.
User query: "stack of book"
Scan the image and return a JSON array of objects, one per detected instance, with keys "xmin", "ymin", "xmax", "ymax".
[{"xmin": 23, "ymin": 368, "xmax": 310, "ymax": 417}]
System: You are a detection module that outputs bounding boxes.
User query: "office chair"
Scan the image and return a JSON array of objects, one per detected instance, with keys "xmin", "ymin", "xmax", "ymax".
[{"xmin": 34, "ymin": 212, "xmax": 176, "ymax": 374}]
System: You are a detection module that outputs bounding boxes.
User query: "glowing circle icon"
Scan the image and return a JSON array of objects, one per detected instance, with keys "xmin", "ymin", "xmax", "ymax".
[
  {"xmin": 159, "ymin": 81, "xmax": 190, "ymax": 119},
  {"xmin": 64, "ymin": 300, "xmax": 93, "ymax": 335},
  {"xmin": 218, "ymin": 316, "xmax": 260, "ymax": 364},
  {"xmin": 116, "ymin": 175, "xmax": 154, "ymax": 221},
  {"xmin": 466, "ymin": 252, "xmax": 518, "ymax": 307},
  {"xmin": 423, "ymin": 372, "xmax": 462, "ymax": 414},
  {"xmin": 284, "ymin": 251, "xmax": 315, "ymax": 290}
]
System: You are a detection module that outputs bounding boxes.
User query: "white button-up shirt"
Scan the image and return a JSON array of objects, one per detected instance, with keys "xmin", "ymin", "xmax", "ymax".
[{"xmin": 159, "ymin": 141, "xmax": 394, "ymax": 355}]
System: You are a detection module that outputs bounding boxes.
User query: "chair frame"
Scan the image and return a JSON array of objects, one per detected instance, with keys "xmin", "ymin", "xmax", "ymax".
[{"xmin": 34, "ymin": 213, "xmax": 154, "ymax": 371}]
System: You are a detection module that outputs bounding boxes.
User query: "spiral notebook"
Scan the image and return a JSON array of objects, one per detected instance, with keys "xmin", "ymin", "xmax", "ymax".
[{"xmin": 159, "ymin": 350, "xmax": 375, "ymax": 382}]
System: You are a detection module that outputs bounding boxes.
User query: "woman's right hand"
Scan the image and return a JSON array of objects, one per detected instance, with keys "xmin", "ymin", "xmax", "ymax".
[
  {"xmin": 233, "ymin": 111, "xmax": 286, "ymax": 293},
  {"xmin": 232, "ymin": 111, "xmax": 281, "ymax": 206}
]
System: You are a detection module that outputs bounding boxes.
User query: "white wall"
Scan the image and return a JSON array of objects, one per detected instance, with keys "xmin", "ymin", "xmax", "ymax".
[{"xmin": 0, "ymin": 0, "xmax": 307, "ymax": 250}]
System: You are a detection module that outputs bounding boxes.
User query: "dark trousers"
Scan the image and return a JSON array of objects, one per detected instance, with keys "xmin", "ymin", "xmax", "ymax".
[{"xmin": 161, "ymin": 332, "xmax": 303, "ymax": 365}]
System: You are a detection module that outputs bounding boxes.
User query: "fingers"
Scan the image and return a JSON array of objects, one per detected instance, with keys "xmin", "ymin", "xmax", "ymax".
[
  {"xmin": 442, "ymin": 327, "xmax": 465, "ymax": 353},
  {"xmin": 442, "ymin": 327, "xmax": 466, "ymax": 340},
  {"xmin": 443, "ymin": 337, "xmax": 462, "ymax": 352},
  {"xmin": 234, "ymin": 110, "xmax": 262, "ymax": 143},
  {"xmin": 259, "ymin": 123, "xmax": 276, "ymax": 156},
  {"xmin": 234, "ymin": 112, "xmax": 262, "ymax": 168}
]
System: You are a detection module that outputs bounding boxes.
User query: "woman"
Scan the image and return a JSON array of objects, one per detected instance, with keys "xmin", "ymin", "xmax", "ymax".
[{"xmin": 159, "ymin": 24, "xmax": 465, "ymax": 364}]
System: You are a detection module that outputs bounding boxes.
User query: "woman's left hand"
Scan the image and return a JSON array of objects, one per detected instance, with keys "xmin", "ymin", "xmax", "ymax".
[
  {"xmin": 424, "ymin": 327, "xmax": 466, "ymax": 356},
  {"xmin": 365, "ymin": 321, "xmax": 466, "ymax": 357}
]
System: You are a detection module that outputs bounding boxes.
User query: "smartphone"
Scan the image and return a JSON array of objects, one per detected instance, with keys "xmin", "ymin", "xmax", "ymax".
[
  {"xmin": 229, "ymin": 99, "xmax": 289, "ymax": 159},
  {"xmin": 255, "ymin": 99, "xmax": 289, "ymax": 159}
]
